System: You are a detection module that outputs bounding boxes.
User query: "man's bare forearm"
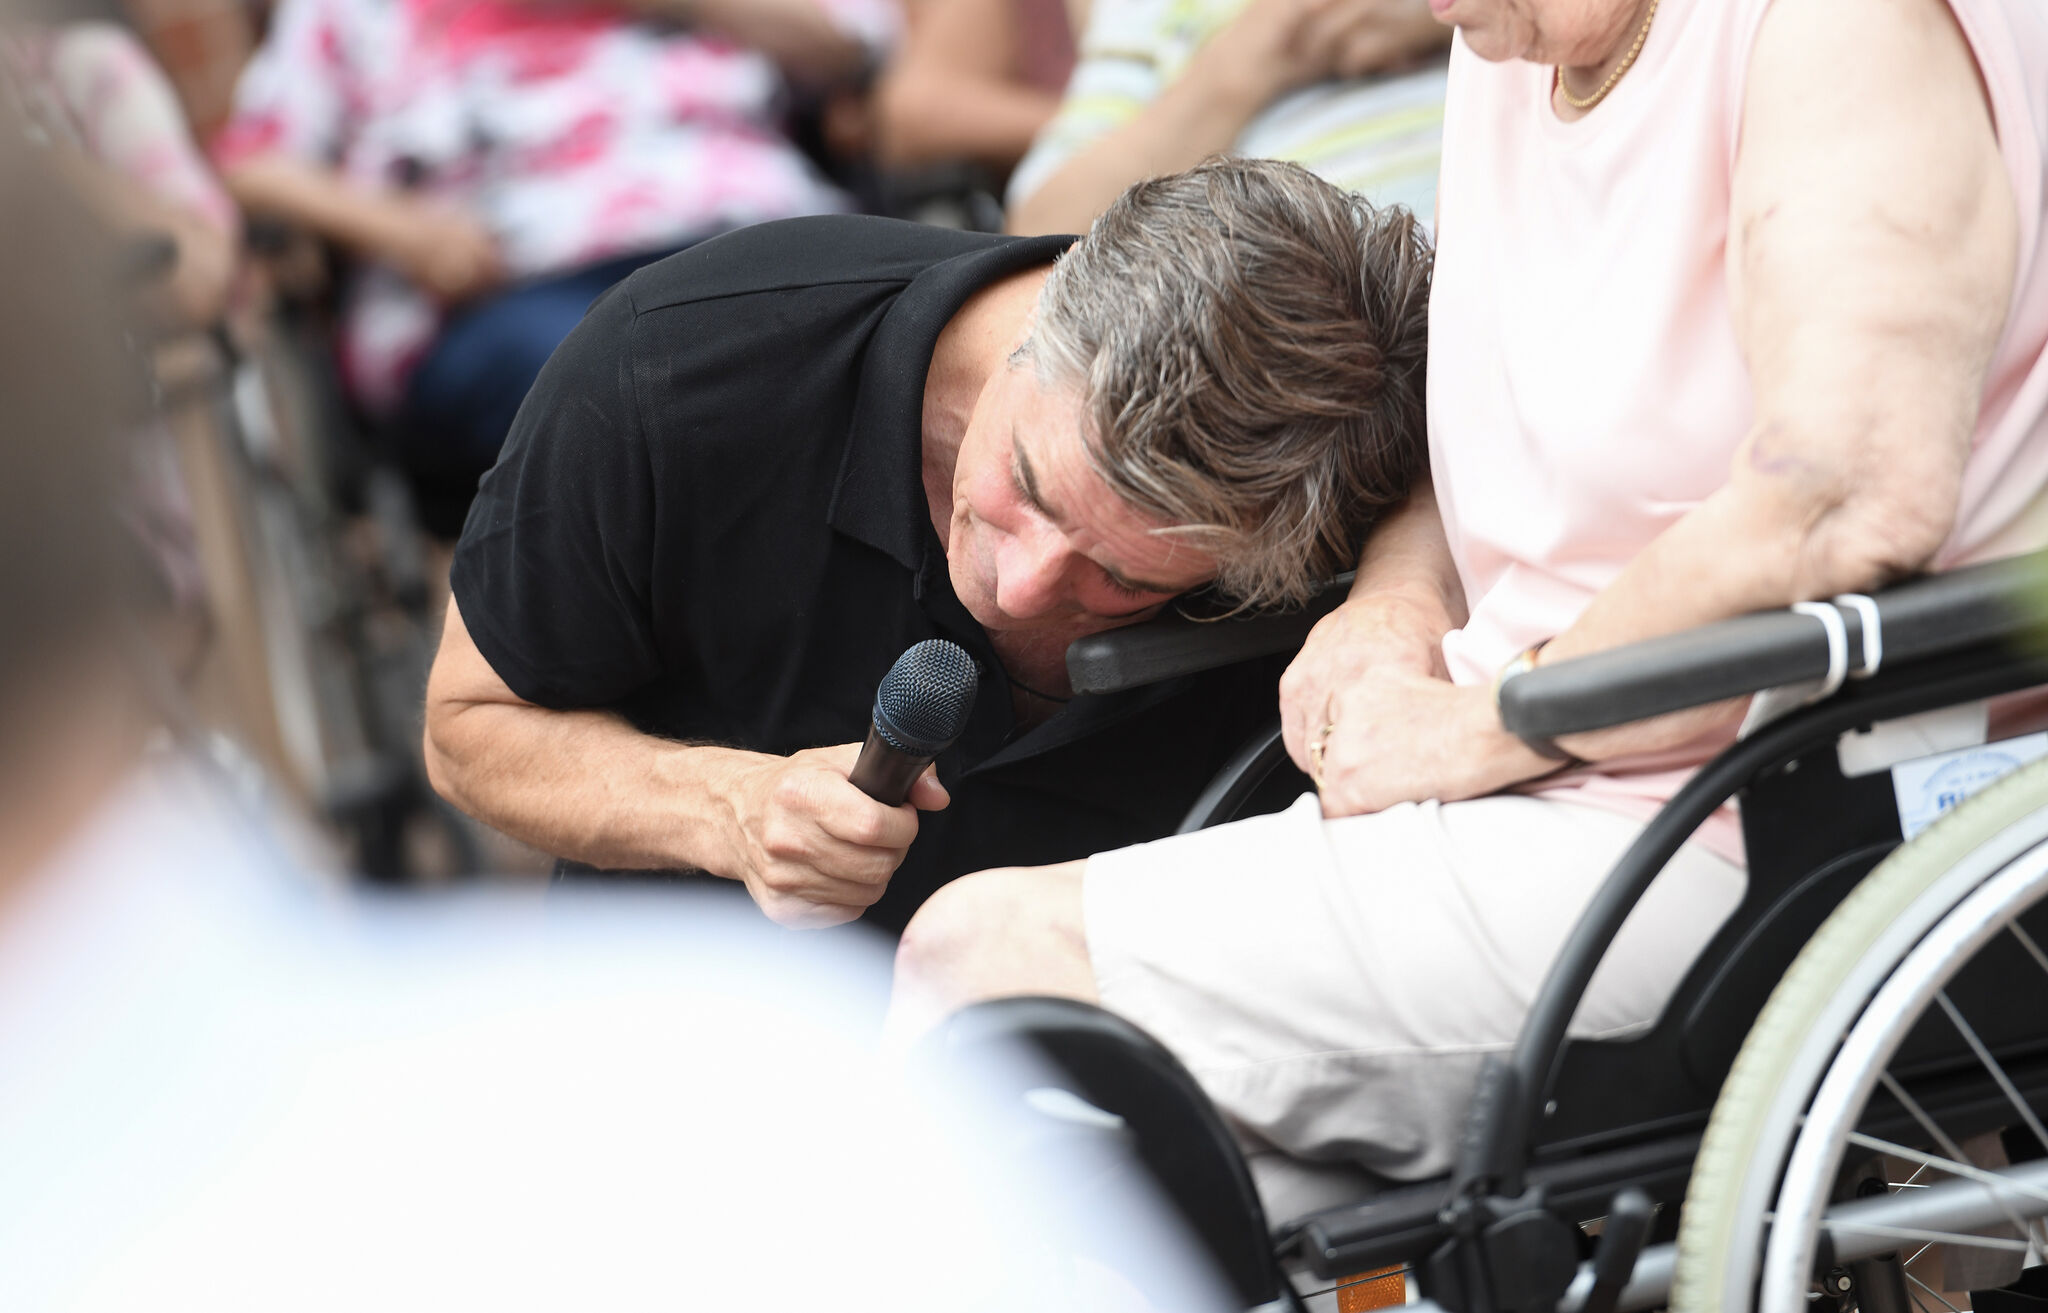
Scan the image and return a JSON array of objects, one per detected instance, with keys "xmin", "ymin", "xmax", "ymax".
[
  {"xmin": 422, "ymin": 598, "xmax": 756, "ymax": 873},
  {"xmin": 426, "ymin": 696, "xmax": 756, "ymax": 874}
]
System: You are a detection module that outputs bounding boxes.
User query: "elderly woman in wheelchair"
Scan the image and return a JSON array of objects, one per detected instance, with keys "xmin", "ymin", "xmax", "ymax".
[{"xmin": 886, "ymin": 0, "xmax": 2048, "ymax": 1309}]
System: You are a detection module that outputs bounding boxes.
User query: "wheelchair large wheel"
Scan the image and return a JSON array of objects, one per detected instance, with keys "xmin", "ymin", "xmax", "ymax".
[{"xmin": 1672, "ymin": 755, "xmax": 2048, "ymax": 1313}]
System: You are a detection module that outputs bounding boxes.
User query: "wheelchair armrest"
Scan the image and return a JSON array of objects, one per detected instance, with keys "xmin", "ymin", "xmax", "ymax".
[
  {"xmin": 1065, "ymin": 574, "xmax": 1354, "ymax": 695},
  {"xmin": 1498, "ymin": 550, "xmax": 2048, "ymax": 740}
]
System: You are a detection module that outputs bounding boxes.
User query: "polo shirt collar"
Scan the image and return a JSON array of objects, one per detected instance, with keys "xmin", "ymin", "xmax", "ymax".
[{"xmin": 827, "ymin": 232, "xmax": 1075, "ymax": 571}]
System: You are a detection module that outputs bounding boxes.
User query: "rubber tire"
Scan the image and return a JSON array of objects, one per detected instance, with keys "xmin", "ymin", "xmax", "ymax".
[{"xmin": 1671, "ymin": 754, "xmax": 2048, "ymax": 1313}]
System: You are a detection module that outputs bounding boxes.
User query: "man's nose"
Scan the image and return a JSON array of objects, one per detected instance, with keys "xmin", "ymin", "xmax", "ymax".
[{"xmin": 994, "ymin": 525, "xmax": 1073, "ymax": 619}]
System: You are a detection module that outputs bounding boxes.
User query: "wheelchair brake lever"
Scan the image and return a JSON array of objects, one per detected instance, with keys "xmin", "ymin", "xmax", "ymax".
[
  {"xmin": 1579, "ymin": 1187, "xmax": 1653, "ymax": 1313},
  {"xmin": 1448, "ymin": 1056, "xmax": 1529, "ymax": 1202}
]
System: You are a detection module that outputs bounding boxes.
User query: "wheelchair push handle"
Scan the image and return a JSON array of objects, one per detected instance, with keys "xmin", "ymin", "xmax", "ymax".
[
  {"xmin": 1496, "ymin": 550, "xmax": 2048, "ymax": 742},
  {"xmin": 1065, "ymin": 573, "xmax": 1356, "ymax": 695}
]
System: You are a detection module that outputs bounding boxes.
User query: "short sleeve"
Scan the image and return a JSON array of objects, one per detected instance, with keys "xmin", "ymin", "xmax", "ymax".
[
  {"xmin": 1004, "ymin": 0, "xmax": 1170, "ymax": 211},
  {"xmin": 449, "ymin": 284, "xmax": 664, "ymax": 709},
  {"xmin": 210, "ymin": 0, "xmax": 358, "ymax": 167}
]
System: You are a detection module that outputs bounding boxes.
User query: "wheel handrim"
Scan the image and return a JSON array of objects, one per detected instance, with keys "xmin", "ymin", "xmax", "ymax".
[{"xmin": 1759, "ymin": 847, "xmax": 2048, "ymax": 1313}]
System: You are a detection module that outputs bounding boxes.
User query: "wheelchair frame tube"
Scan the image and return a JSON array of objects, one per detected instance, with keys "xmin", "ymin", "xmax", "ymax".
[
  {"xmin": 1498, "ymin": 553, "xmax": 2044, "ymax": 742},
  {"xmin": 1492, "ymin": 646, "xmax": 2048, "ymax": 1194}
]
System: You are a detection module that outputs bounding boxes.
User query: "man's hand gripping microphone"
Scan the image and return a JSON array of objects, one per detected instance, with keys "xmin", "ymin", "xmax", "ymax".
[{"xmin": 848, "ymin": 639, "xmax": 981, "ymax": 806}]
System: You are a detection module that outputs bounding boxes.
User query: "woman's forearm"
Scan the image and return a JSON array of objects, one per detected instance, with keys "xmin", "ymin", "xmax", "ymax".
[
  {"xmin": 1004, "ymin": 58, "xmax": 1266, "ymax": 235},
  {"xmin": 1349, "ymin": 478, "xmax": 1465, "ymax": 629},
  {"xmin": 1537, "ymin": 445, "xmax": 1971, "ymax": 762},
  {"xmin": 631, "ymin": 0, "xmax": 868, "ymax": 86},
  {"xmin": 875, "ymin": 68, "xmax": 1058, "ymax": 171},
  {"xmin": 222, "ymin": 154, "xmax": 423, "ymax": 266}
]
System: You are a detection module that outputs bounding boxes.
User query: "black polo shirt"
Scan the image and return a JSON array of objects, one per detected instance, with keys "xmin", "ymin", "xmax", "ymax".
[{"xmin": 452, "ymin": 215, "xmax": 1285, "ymax": 929}]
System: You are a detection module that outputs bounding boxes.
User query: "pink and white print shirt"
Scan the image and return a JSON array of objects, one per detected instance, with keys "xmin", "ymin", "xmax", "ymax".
[{"xmin": 213, "ymin": 0, "xmax": 898, "ymax": 412}]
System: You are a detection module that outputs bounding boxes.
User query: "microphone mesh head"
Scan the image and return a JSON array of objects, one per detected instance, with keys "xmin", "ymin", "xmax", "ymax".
[{"xmin": 874, "ymin": 639, "xmax": 981, "ymax": 756}]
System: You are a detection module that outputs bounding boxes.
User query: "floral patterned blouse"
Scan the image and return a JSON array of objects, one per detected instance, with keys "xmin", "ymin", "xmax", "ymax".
[{"xmin": 213, "ymin": 0, "xmax": 898, "ymax": 411}]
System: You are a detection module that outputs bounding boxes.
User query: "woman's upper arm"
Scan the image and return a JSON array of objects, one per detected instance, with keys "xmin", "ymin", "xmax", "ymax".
[{"xmin": 1726, "ymin": 0, "xmax": 2018, "ymax": 576}]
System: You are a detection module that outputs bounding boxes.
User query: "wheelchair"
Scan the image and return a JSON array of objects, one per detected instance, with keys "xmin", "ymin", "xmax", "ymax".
[{"xmin": 928, "ymin": 549, "xmax": 2048, "ymax": 1313}]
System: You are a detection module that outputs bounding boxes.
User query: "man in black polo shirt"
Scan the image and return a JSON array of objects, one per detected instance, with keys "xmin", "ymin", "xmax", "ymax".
[{"xmin": 424, "ymin": 159, "xmax": 1432, "ymax": 931}]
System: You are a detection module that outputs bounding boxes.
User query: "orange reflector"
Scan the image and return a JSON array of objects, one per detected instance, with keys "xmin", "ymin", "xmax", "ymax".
[{"xmin": 1335, "ymin": 1265, "xmax": 1406, "ymax": 1311}]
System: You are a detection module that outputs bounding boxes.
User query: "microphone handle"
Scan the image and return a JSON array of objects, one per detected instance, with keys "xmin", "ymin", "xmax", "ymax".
[{"xmin": 847, "ymin": 721, "xmax": 936, "ymax": 806}]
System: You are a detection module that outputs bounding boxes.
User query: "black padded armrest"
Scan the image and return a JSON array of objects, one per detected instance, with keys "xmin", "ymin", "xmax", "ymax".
[
  {"xmin": 1498, "ymin": 550, "xmax": 2048, "ymax": 740},
  {"xmin": 1065, "ymin": 574, "xmax": 1355, "ymax": 695}
]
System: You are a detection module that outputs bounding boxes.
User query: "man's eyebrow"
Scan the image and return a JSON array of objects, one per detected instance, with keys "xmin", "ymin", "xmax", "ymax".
[{"xmin": 1012, "ymin": 434, "xmax": 1060, "ymax": 523}]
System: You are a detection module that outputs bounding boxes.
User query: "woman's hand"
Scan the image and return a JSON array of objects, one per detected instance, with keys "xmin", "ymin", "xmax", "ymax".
[
  {"xmin": 1279, "ymin": 588, "xmax": 1450, "ymax": 771},
  {"xmin": 1193, "ymin": 0, "xmax": 1445, "ymax": 110},
  {"xmin": 1282, "ymin": 588, "xmax": 1553, "ymax": 818},
  {"xmin": 1310, "ymin": 665, "xmax": 1556, "ymax": 818},
  {"xmin": 393, "ymin": 203, "xmax": 506, "ymax": 307}
]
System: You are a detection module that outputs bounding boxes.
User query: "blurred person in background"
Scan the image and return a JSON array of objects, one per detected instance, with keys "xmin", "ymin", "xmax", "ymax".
[
  {"xmin": 0, "ymin": 114, "xmax": 1229, "ymax": 1313},
  {"xmin": 211, "ymin": 0, "xmax": 898, "ymax": 537},
  {"xmin": 872, "ymin": 0, "xmax": 1079, "ymax": 181},
  {"xmin": 1, "ymin": 13, "xmax": 237, "ymax": 331},
  {"xmin": 0, "ymin": 13, "xmax": 227, "ymax": 670},
  {"xmin": 1005, "ymin": 0, "xmax": 1446, "ymax": 236}
]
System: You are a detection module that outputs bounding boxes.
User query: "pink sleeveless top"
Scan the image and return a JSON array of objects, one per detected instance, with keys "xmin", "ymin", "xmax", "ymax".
[{"xmin": 1426, "ymin": 0, "xmax": 2048, "ymax": 862}]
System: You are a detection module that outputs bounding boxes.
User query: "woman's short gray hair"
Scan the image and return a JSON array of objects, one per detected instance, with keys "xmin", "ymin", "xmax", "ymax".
[{"xmin": 1028, "ymin": 157, "xmax": 1433, "ymax": 610}]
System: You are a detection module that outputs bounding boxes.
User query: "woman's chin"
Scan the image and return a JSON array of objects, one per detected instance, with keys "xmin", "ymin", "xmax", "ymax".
[{"xmin": 1450, "ymin": 12, "xmax": 1529, "ymax": 62}]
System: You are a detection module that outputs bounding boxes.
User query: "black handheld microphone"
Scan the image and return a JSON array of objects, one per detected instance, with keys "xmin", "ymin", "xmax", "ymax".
[{"xmin": 848, "ymin": 640, "xmax": 981, "ymax": 806}]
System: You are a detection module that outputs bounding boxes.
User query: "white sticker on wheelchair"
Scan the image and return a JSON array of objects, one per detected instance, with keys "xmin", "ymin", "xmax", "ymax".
[{"xmin": 1891, "ymin": 731, "xmax": 2048, "ymax": 839}]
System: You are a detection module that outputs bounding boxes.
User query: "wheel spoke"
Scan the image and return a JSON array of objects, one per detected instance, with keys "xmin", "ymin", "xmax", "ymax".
[
  {"xmin": 2009, "ymin": 921, "xmax": 2048, "ymax": 981},
  {"xmin": 1878, "ymin": 1074, "xmax": 1977, "ymax": 1169},
  {"xmin": 1863, "ymin": 1011, "xmax": 2043, "ymax": 1262},
  {"xmin": 1933, "ymin": 990, "xmax": 2048, "ymax": 1159},
  {"xmin": 1846, "ymin": 1131, "xmax": 2048, "ymax": 1213},
  {"xmin": 1906, "ymin": 1272, "xmax": 1964, "ymax": 1313}
]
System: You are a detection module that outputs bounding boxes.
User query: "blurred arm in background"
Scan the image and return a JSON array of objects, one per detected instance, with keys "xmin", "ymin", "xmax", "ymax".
[
  {"xmin": 1005, "ymin": 0, "xmax": 1443, "ymax": 236},
  {"xmin": 6, "ymin": 23, "xmax": 239, "ymax": 329},
  {"xmin": 612, "ymin": 0, "xmax": 880, "ymax": 88},
  {"xmin": 219, "ymin": 156, "xmax": 504, "ymax": 308},
  {"xmin": 208, "ymin": 0, "xmax": 507, "ymax": 311},
  {"xmin": 873, "ymin": 0, "xmax": 1077, "ymax": 174}
]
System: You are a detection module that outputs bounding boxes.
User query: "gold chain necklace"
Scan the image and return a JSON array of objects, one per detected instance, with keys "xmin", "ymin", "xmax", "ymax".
[{"xmin": 1556, "ymin": 0, "xmax": 1659, "ymax": 111}]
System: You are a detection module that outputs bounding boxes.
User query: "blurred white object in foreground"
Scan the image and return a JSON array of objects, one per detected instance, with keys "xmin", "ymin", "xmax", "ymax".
[{"xmin": 0, "ymin": 755, "xmax": 1226, "ymax": 1312}]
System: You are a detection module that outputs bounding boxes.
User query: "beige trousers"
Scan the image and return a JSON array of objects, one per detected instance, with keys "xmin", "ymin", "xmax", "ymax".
[{"xmin": 1084, "ymin": 790, "xmax": 1745, "ymax": 1218}]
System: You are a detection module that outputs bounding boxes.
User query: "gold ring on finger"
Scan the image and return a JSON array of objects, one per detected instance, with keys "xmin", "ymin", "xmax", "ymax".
[{"xmin": 1308, "ymin": 719, "xmax": 1337, "ymax": 790}]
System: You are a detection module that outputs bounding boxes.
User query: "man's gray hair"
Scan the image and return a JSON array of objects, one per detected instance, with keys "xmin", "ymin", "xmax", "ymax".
[{"xmin": 1028, "ymin": 157, "xmax": 1432, "ymax": 610}]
